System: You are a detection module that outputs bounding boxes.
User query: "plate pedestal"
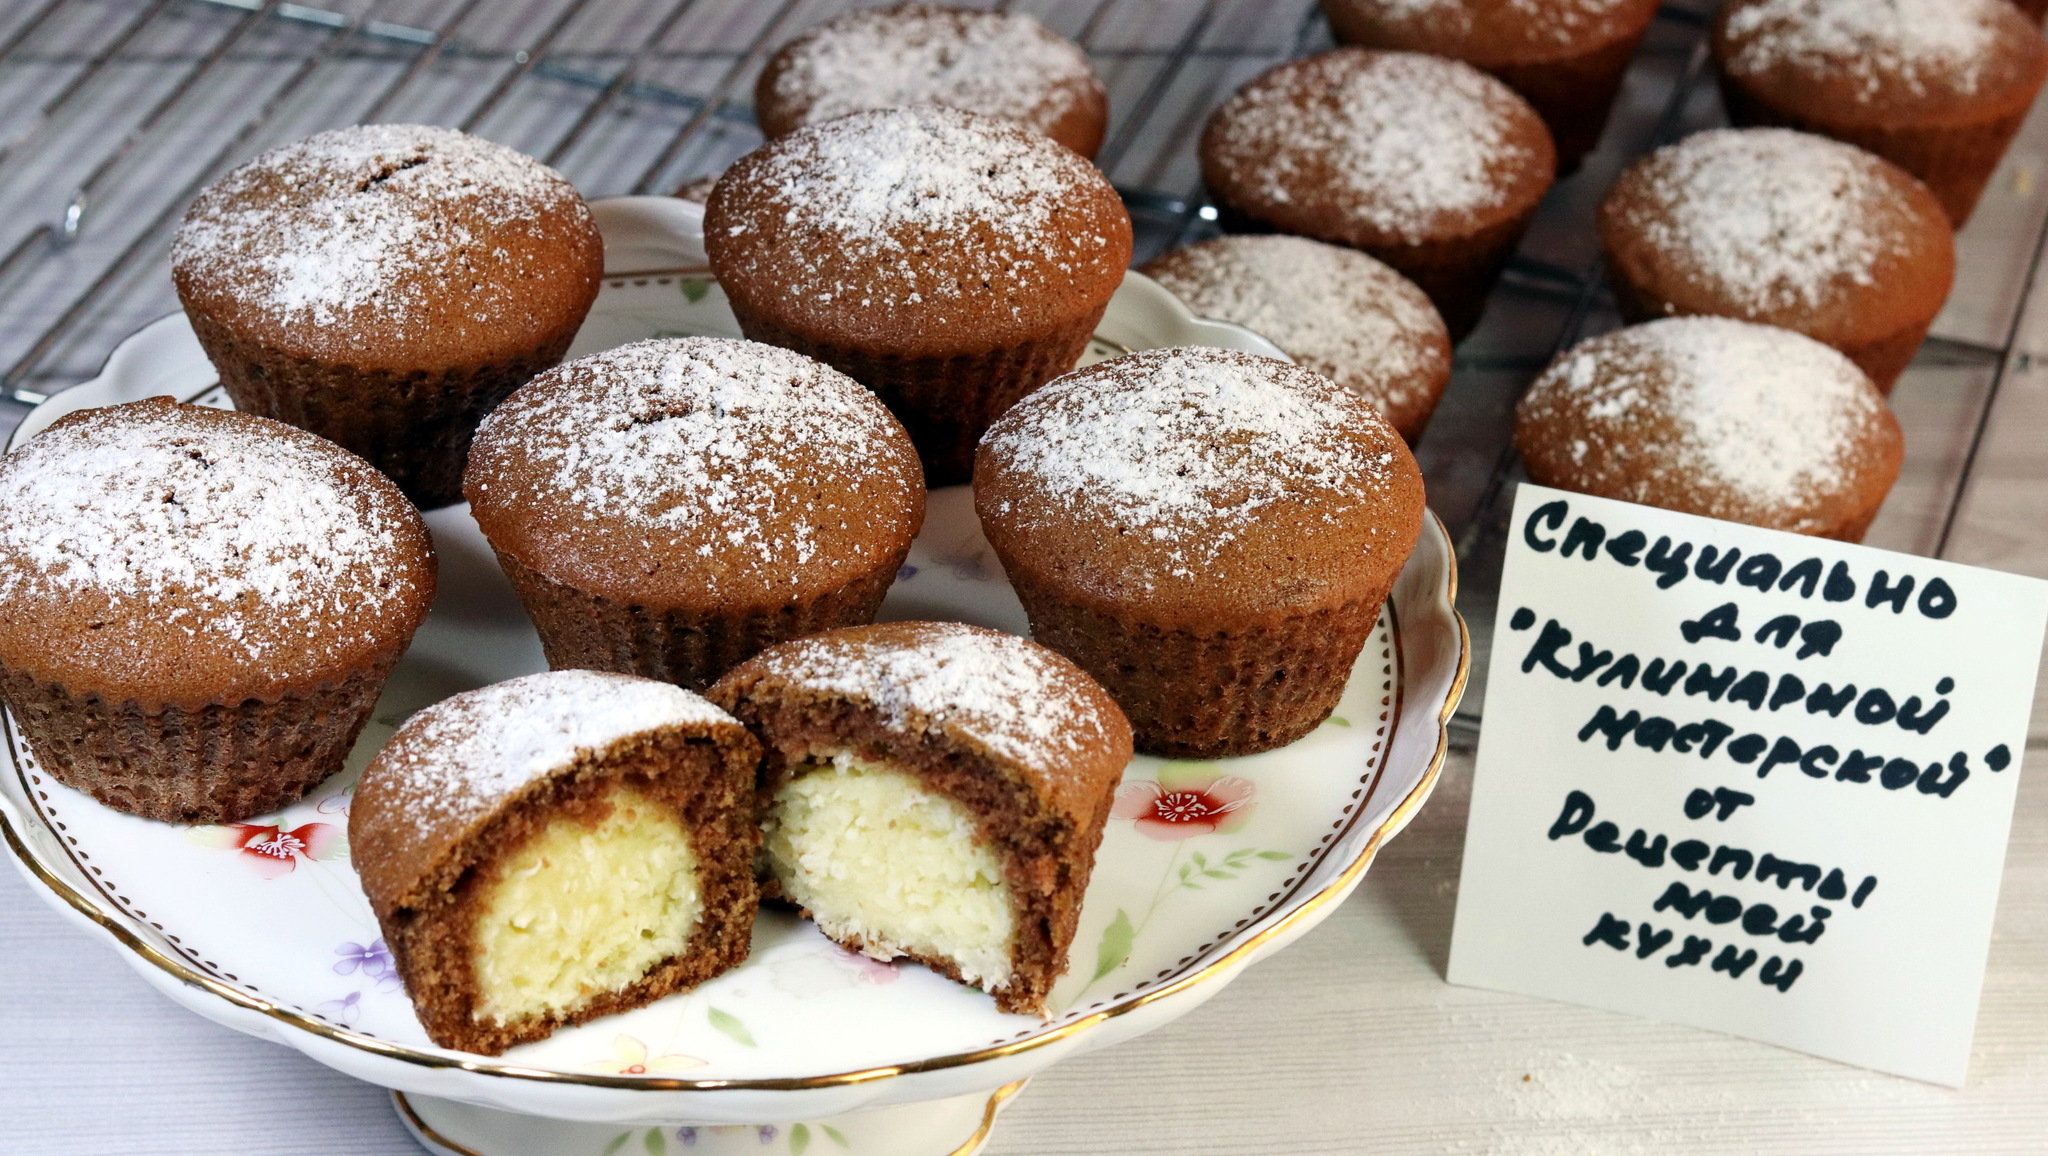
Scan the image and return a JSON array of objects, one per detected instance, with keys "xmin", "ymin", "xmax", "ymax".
[{"xmin": 394, "ymin": 1081, "xmax": 1025, "ymax": 1156}]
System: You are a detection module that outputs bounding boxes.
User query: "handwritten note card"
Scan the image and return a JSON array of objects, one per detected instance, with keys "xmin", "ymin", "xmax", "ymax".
[{"xmin": 1447, "ymin": 484, "xmax": 2048, "ymax": 1085}]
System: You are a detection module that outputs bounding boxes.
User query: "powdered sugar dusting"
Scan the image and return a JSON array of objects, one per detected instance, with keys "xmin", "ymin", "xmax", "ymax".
[
  {"xmin": 369, "ymin": 670, "xmax": 734, "ymax": 830},
  {"xmin": 1206, "ymin": 50, "xmax": 1542, "ymax": 244},
  {"xmin": 468, "ymin": 337, "xmax": 911, "ymax": 594},
  {"xmin": 1722, "ymin": 0, "xmax": 2007, "ymax": 99},
  {"xmin": 0, "ymin": 399, "xmax": 420, "ymax": 660},
  {"xmin": 1616, "ymin": 129, "xmax": 1921, "ymax": 312},
  {"xmin": 172, "ymin": 124, "xmax": 588, "ymax": 333},
  {"xmin": 981, "ymin": 348, "xmax": 1402, "ymax": 580},
  {"xmin": 1522, "ymin": 317, "xmax": 1890, "ymax": 524},
  {"xmin": 755, "ymin": 622, "xmax": 1113, "ymax": 770},
  {"xmin": 1142, "ymin": 236, "xmax": 1447, "ymax": 420},
  {"xmin": 766, "ymin": 6, "xmax": 1098, "ymax": 134},
  {"xmin": 723, "ymin": 106, "xmax": 1117, "ymax": 311}
]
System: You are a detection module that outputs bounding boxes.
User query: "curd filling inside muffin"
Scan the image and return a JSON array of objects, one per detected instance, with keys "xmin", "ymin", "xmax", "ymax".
[
  {"xmin": 764, "ymin": 752, "xmax": 1015, "ymax": 988},
  {"xmin": 471, "ymin": 785, "xmax": 702, "ymax": 1024}
]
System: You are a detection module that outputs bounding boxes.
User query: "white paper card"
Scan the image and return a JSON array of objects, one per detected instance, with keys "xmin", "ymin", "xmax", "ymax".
[{"xmin": 1447, "ymin": 485, "xmax": 2048, "ymax": 1085}]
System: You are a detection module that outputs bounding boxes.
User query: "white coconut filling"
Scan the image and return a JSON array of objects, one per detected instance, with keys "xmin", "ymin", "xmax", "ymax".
[
  {"xmin": 764, "ymin": 752, "xmax": 1016, "ymax": 989},
  {"xmin": 471, "ymin": 785, "xmax": 702, "ymax": 1024}
]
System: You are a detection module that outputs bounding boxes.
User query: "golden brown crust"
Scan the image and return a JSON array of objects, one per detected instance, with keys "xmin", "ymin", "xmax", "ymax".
[
  {"xmin": 171, "ymin": 125, "xmax": 603, "ymax": 507},
  {"xmin": 974, "ymin": 349, "xmax": 1425, "ymax": 627},
  {"xmin": 1139, "ymin": 235, "xmax": 1452, "ymax": 441},
  {"xmin": 0, "ymin": 398, "xmax": 434, "ymax": 710},
  {"xmin": 1320, "ymin": 0, "xmax": 1661, "ymax": 170},
  {"xmin": 973, "ymin": 348, "xmax": 1423, "ymax": 755},
  {"xmin": 1598, "ymin": 128, "xmax": 1955, "ymax": 393},
  {"xmin": 1514, "ymin": 317, "xmax": 1904, "ymax": 541},
  {"xmin": 1199, "ymin": 49, "xmax": 1554, "ymax": 338},
  {"xmin": 705, "ymin": 107, "xmax": 1130, "ymax": 361},
  {"xmin": 708, "ymin": 621, "xmax": 1132, "ymax": 1015},
  {"xmin": 1710, "ymin": 0, "xmax": 2048, "ymax": 225},
  {"xmin": 172, "ymin": 125, "xmax": 602, "ymax": 374},
  {"xmin": 754, "ymin": 5, "xmax": 1108, "ymax": 158}
]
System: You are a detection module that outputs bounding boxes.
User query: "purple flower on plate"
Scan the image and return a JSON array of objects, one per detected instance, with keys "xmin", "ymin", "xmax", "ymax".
[
  {"xmin": 678, "ymin": 1127, "xmax": 698, "ymax": 1146},
  {"xmin": 896, "ymin": 564, "xmax": 919, "ymax": 581},
  {"xmin": 317, "ymin": 991, "xmax": 363, "ymax": 1026},
  {"xmin": 758, "ymin": 1126, "xmax": 777, "ymax": 1143},
  {"xmin": 334, "ymin": 939, "xmax": 401, "ymax": 991}
]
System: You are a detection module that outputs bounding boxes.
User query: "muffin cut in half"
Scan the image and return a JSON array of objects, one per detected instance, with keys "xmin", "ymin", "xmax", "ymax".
[
  {"xmin": 709, "ymin": 621, "xmax": 1132, "ymax": 1016},
  {"xmin": 0, "ymin": 397, "xmax": 433, "ymax": 824},
  {"xmin": 350, "ymin": 670, "xmax": 762, "ymax": 1055}
]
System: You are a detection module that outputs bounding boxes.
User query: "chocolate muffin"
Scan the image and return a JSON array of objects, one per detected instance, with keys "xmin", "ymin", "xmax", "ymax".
[
  {"xmin": 0, "ymin": 397, "xmax": 434, "ymax": 824},
  {"xmin": 1140, "ymin": 234, "xmax": 1452, "ymax": 442},
  {"xmin": 1712, "ymin": 0, "xmax": 2048, "ymax": 226},
  {"xmin": 709, "ymin": 621, "xmax": 1131, "ymax": 1016},
  {"xmin": 464, "ymin": 338, "xmax": 925, "ymax": 692},
  {"xmin": 755, "ymin": 4, "xmax": 1109, "ymax": 158},
  {"xmin": 975, "ymin": 348, "xmax": 1426, "ymax": 758},
  {"xmin": 1515, "ymin": 317, "xmax": 1904, "ymax": 540},
  {"xmin": 171, "ymin": 124, "xmax": 605, "ymax": 508},
  {"xmin": 1600, "ymin": 128, "xmax": 1955, "ymax": 394},
  {"xmin": 705, "ymin": 107, "xmax": 1132, "ymax": 485},
  {"xmin": 1321, "ymin": 0, "xmax": 1662, "ymax": 173},
  {"xmin": 351, "ymin": 670, "xmax": 761, "ymax": 1055},
  {"xmin": 1201, "ymin": 49, "xmax": 1556, "ymax": 340}
]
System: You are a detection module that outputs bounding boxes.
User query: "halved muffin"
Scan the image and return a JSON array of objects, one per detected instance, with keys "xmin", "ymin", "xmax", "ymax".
[
  {"xmin": 350, "ymin": 669, "xmax": 761, "ymax": 1055},
  {"xmin": 709, "ymin": 621, "xmax": 1132, "ymax": 1016}
]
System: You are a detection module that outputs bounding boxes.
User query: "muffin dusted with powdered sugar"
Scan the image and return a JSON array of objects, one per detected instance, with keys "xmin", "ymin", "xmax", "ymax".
[
  {"xmin": 974, "ymin": 347, "xmax": 1426, "ymax": 758},
  {"xmin": 172, "ymin": 124, "xmax": 604, "ymax": 507},
  {"xmin": 1200, "ymin": 48, "xmax": 1555, "ymax": 339},
  {"xmin": 1515, "ymin": 317, "xmax": 1903, "ymax": 540},
  {"xmin": 755, "ymin": 4, "xmax": 1108, "ymax": 158},
  {"xmin": 351, "ymin": 670, "xmax": 762, "ymax": 1055},
  {"xmin": 1711, "ymin": 0, "xmax": 2048, "ymax": 226},
  {"xmin": 1600, "ymin": 128, "xmax": 1954, "ymax": 393},
  {"xmin": 1140, "ymin": 234, "xmax": 1452, "ymax": 441},
  {"xmin": 1320, "ymin": 0, "xmax": 1661, "ymax": 173},
  {"xmin": 464, "ymin": 337, "xmax": 925, "ymax": 691},
  {"xmin": 0, "ymin": 397, "xmax": 434, "ymax": 823},
  {"xmin": 705, "ymin": 106, "xmax": 1132, "ymax": 485},
  {"xmin": 709, "ymin": 621, "xmax": 1132, "ymax": 1017}
]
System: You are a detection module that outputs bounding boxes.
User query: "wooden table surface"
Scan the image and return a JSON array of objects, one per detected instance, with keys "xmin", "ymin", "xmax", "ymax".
[{"xmin": 7, "ymin": 738, "xmax": 2045, "ymax": 1154}]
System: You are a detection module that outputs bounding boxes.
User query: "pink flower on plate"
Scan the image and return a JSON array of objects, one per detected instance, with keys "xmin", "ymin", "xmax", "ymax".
[
  {"xmin": 1111, "ymin": 763, "xmax": 1256, "ymax": 841},
  {"xmin": 189, "ymin": 822, "xmax": 345, "ymax": 879}
]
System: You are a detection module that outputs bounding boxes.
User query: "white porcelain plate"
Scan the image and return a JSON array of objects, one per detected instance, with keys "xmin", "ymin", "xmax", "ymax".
[{"xmin": 0, "ymin": 198, "xmax": 1468, "ymax": 1138}]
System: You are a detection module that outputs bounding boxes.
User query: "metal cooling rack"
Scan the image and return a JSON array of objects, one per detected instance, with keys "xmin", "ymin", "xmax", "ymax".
[{"xmin": 1, "ymin": 0, "xmax": 2045, "ymax": 734}]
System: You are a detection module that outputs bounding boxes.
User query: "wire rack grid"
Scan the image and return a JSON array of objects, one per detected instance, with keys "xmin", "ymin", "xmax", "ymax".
[{"xmin": 1, "ymin": 0, "xmax": 2046, "ymax": 739}]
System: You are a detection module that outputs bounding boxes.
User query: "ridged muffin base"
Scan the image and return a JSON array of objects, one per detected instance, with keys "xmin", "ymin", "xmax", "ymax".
[
  {"xmin": 183, "ymin": 307, "xmax": 581, "ymax": 509},
  {"xmin": 0, "ymin": 658, "xmax": 399, "ymax": 825},
  {"xmin": 1004, "ymin": 581, "xmax": 1394, "ymax": 760},
  {"xmin": 493, "ymin": 548, "xmax": 910, "ymax": 692}
]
